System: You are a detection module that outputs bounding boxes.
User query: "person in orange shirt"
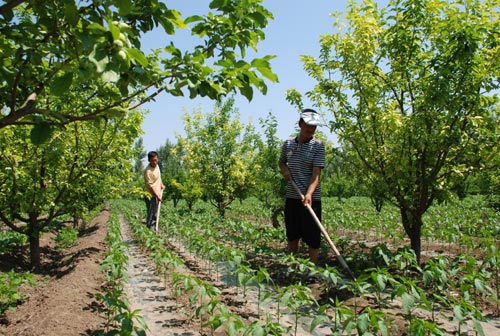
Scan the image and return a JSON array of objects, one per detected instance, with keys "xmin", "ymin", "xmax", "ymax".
[{"xmin": 144, "ymin": 151, "xmax": 165, "ymax": 230}]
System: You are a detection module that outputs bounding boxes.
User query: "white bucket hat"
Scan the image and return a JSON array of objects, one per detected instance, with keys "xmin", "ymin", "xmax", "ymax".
[{"xmin": 300, "ymin": 108, "xmax": 324, "ymax": 126}]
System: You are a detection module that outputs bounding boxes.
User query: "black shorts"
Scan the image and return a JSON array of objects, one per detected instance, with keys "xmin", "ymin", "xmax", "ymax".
[{"xmin": 284, "ymin": 198, "xmax": 322, "ymax": 249}]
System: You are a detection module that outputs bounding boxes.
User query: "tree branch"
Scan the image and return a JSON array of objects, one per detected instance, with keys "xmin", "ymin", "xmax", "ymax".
[{"xmin": 0, "ymin": 0, "xmax": 25, "ymax": 17}]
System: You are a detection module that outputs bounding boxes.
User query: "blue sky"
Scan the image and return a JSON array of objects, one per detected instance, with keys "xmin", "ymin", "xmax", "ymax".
[{"xmin": 139, "ymin": 0, "xmax": 387, "ymax": 152}]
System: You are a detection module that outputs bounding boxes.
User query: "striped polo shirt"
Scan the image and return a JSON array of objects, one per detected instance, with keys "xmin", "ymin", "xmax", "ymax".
[{"xmin": 279, "ymin": 136, "xmax": 325, "ymax": 200}]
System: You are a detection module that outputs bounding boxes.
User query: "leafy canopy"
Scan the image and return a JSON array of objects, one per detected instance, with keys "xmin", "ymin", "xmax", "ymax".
[
  {"xmin": 0, "ymin": 0, "xmax": 278, "ymax": 131},
  {"xmin": 288, "ymin": 0, "xmax": 500, "ymax": 262}
]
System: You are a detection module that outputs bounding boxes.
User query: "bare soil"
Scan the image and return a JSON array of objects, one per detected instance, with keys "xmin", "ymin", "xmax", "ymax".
[
  {"xmin": 0, "ymin": 205, "xmax": 110, "ymax": 336},
  {"xmin": 1, "ymin": 205, "xmax": 500, "ymax": 336}
]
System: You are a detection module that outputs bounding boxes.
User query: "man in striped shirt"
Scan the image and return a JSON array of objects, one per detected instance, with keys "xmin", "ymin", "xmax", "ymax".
[{"xmin": 278, "ymin": 109, "xmax": 326, "ymax": 264}]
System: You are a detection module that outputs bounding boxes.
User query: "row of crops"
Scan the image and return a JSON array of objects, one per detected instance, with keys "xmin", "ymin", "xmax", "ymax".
[{"xmin": 112, "ymin": 195, "xmax": 500, "ymax": 335}]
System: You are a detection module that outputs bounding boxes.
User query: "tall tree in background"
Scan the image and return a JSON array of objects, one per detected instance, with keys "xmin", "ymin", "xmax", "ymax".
[
  {"xmin": 0, "ymin": 0, "xmax": 277, "ymax": 137},
  {"xmin": 253, "ymin": 112, "xmax": 286, "ymax": 227},
  {"xmin": 177, "ymin": 98, "xmax": 257, "ymax": 216},
  {"xmin": 169, "ymin": 140, "xmax": 203, "ymax": 210},
  {"xmin": 321, "ymin": 146, "xmax": 358, "ymax": 201},
  {"xmin": 289, "ymin": 0, "xmax": 500, "ymax": 263},
  {"xmin": 132, "ymin": 137, "xmax": 146, "ymax": 174},
  {"xmin": 156, "ymin": 139, "xmax": 185, "ymax": 207}
]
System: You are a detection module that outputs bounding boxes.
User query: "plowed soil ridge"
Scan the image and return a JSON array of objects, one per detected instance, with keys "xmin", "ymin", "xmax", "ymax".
[
  {"xmin": 119, "ymin": 214, "xmax": 334, "ymax": 335},
  {"xmin": 121, "ymin": 214, "xmax": 199, "ymax": 335},
  {"xmin": 119, "ymin": 212, "xmax": 500, "ymax": 336}
]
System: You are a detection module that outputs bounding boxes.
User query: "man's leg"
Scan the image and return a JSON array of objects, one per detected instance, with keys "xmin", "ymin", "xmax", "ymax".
[
  {"xmin": 146, "ymin": 198, "xmax": 158, "ymax": 229},
  {"xmin": 288, "ymin": 239, "xmax": 300, "ymax": 255},
  {"xmin": 285, "ymin": 198, "xmax": 301, "ymax": 256},
  {"xmin": 308, "ymin": 247, "xmax": 320, "ymax": 265},
  {"xmin": 143, "ymin": 196, "xmax": 151, "ymax": 224}
]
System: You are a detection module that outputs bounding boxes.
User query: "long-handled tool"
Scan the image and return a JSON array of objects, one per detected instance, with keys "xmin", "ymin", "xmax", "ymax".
[
  {"xmin": 290, "ymin": 178, "xmax": 356, "ymax": 281},
  {"xmin": 155, "ymin": 191, "xmax": 163, "ymax": 234}
]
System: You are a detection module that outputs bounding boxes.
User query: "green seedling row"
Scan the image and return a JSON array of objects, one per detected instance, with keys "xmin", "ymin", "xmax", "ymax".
[
  {"xmin": 96, "ymin": 207, "xmax": 148, "ymax": 336},
  {"xmin": 112, "ymin": 196, "xmax": 500, "ymax": 335}
]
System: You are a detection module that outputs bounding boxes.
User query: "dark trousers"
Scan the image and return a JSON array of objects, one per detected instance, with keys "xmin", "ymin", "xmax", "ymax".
[
  {"xmin": 284, "ymin": 198, "xmax": 322, "ymax": 249},
  {"xmin": 144, "ymin": 196, "xmax": 158, "ymax": 230}
]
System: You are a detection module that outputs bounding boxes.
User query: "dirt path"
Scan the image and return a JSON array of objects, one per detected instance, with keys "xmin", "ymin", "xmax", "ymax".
[
  {"xmin": 120, "ymin": 214, "xmax": 199, "ymax": 335},
  {"xmin": 0, "ymin": 206, "xmax": 110, "ymax": 336}
]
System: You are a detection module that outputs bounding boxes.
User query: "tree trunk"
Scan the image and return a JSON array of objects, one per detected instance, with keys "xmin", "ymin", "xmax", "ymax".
[
  {"xmin": 29, "ymin": 230, "xmax": 41, "ymax": 270},
  {"xmin": 371, "ymin": 196, "xmax": 384, "ymax": 213},
  {"xmin": 271, "ymin": 205, "xmax": 284, "ymax": 228},
  {"xmin": 400, "ymin": 207, "xmax": 423, "ymax": 265},
  {"xmin": 73, "ymin": 215, "xmax": 82, "ymax": 229},
  {"xmin": 217, "ymin": 201, "xmax": 226, "ymax": 217}
]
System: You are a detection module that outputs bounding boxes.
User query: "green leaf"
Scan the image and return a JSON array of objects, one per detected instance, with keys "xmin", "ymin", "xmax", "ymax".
[
  {"xmin": 50, "ymin": 72, "xmax": 73, "ymax": 96},
  {"xmin": 113, "ymin": 0, "xmax": 132, "ymax": 16},
  {"xmin": 64, "ymin": 0, "xmax": 79, "ymax": 26},
  {"xmin": 250, "ymin": 58, "xmax": 270, "ymax": 68},
  {"xmin": 378, "ymin": 320, "xmax": 389, "ymax": 336},
  {"xmin": 189, "ymin": 86, "xmax": 197, "ymax": 99},
  {"xmin": 474, "ymin": 278, "xmax": 485, "ymax": 292},
  {"xmin": 121, "ymin": 318, "xmax": 133, "ymax": 332},
  {"xmin": 453, "ymin": 305, "xmax": 464, "ymax": 322},
  {"xmin": 472, "ymin": 318, "xmax": 485, "ymax": 336},
  {"xmin": 108, "ymin": 21, "xmax": 121, "ymax": 41},
  {"xmin": 159, "ymin": 19, "xmax": 175, "ymax": 35},
  {"xmin": 235, "ymin": 60, "xmax": 248, "ymax": 68},
  {"xmin": 257, "ymin": 67, "xmax": 278, "ymax": 82},
  {"xmin": 239, "ymin": 84, "xmax": 253, "ymax": 101},
  {"xmin": 256, "ymin": 326, "xmax": 267, "ymax": 336},
  {"xmin": 310, "ymin": 315, "xmax": 326, "ymax": 332},
  {"xmin": 30, "ymin": 123, "xmax": 54, "ymax": 145},
  {"xmin": 135, "ymin": 329, "xmax": 147, "ymax": 336},
  {"xmin": 164, "ymin": 44, "xmax": 182, "ymax": 57},
  {"xmin": 401, "ymin": 293, "xmax": 415, "ymax": 313},
  {"xmin": 185, "ymin": 15, "xmax": 204, "ymax": 24},
  {"xmin": 169, "ymin": 89, "xmax": 184, "ymax": 97},
  {"xmin": 164, "ymin": 9, "xmax": 186, "ymax": 28},
  {"xmin": 86, "ymin": 23, "xmax": 107, "ymax": 33},
  {"xmin": 356, "ymin": 313, "xmax": 370, "ymax": 333},
  {"xmin": 209, "ymin": 0, "xmax": 226, "ymax": 10},
  {"xmin": 376, "ymin": 274, "xmax": 386, "ymax": 290},
  {"xmin": 248, "ymin": 12, "xmax": 267, "ymax": 26},
  {"xmin": 126, "ymin": 48, "xmax": 148, "ymax": 67},
  {"xmin": 2, "ymin": 8, "xmax": 13, "ymax": 21}
]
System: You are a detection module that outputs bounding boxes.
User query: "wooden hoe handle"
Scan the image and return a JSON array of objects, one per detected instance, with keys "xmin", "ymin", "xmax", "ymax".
[{"xmin": 289, "ymin": 178, "xmax": 356, "ymax": 280}]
